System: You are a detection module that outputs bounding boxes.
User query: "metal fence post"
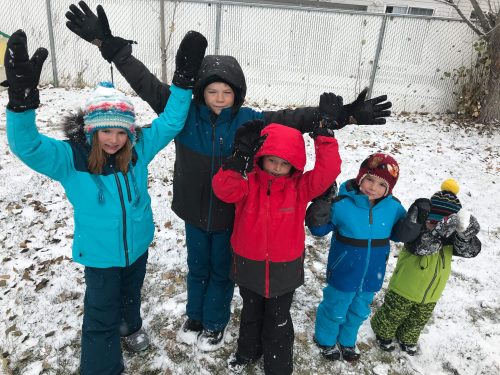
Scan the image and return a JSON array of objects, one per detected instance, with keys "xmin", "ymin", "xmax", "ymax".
[
  {"xmin": 45, "ymin": 0, "xmax": 59, "ymax": 86},
  {"xmin": 214, "ymin": 1, "xmax": 222, "ymax": 55},
  {"xmin": 367, "ymin": 13, "xmax": 388, "ymax": 99},
  {"xmin": 160, "ymin": 0, "xmax": 167, "ymax": 83}
]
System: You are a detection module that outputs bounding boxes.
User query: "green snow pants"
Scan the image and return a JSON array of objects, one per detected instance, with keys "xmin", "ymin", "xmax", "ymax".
[{"xmin": 370, "ymin": 290, "xmax": 436, "ymax": 345}]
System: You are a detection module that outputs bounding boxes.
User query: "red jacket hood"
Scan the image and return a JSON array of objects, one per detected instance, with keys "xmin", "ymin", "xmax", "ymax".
[{"xmin": 255, "ymin": 123, "xmax": 306, "ymax": 171}]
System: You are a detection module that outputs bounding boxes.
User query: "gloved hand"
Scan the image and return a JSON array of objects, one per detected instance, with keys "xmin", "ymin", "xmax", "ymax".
[
  {"xmin": 407, "ymin": 198, "xmax": 431, "ymax": 225},
  {"xmin": 311, "ymin": 93, "xmax": 344, "ymax": 137},
  {"xmin": 223, "ymin": 120, "xmax": 267, "ymax": 177},
  {"xmin": 172, "ymin": 31, "xmax": 208, "ymax": 89},
  {"xmin": 343, "ymin": 88, "xmax": 392, "ymax": 125},
  {"xmin": 431, "ymin": 214, "xmax": 460, "ymax": 239},
  {"xmin": 305, "ymin": 182, "xmax": 338, "ymax": 228},
  {"xmin": 65, "ymin": 1, "xmax": 136, "ymax": 63},
  {"xmin": 2, "ymin": 30, "xmax": 48, "ymax": 112},
  {"xmin": 456, "ymin": 214, "xmax": 480, "ymax": 240}
]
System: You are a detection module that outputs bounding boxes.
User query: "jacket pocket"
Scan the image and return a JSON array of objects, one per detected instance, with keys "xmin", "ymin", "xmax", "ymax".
[
  {"xmin": 131, "ymin": 205, "xmax": 154, "ymax": 258},
  {"xmin": 327, "ymin": 251, "xmax": 347, "ymax": 279},
  {"xmin": 73, "ymin": 214, "xmax": 121, "ymax": 266}
]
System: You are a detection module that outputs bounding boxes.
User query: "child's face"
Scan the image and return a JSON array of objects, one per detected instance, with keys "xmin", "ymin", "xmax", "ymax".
[
  {"xmin": 203, "ymin": 82, "xmax": 235, "ymax": 115},
  {"xmin": 262, "ymin": 155, "xmax": 292, "ymax": 177},
  {"xmin": 97, "ymin": 128, "xmax": 129, "ymax": 154},
  {"xmin": 359, "ymin": 174, "xmax": 388, "ymax": 201}
]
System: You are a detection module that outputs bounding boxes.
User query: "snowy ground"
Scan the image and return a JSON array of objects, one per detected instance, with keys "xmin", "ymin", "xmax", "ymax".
[{"xmin": 0, "ymin": 87, "xmax": 499, "ymax": 375}]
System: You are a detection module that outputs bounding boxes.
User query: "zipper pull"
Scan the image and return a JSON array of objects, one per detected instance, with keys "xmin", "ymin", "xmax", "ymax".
[{"xmin": 267, "ymin": 180, "xmax": 272, "ymax": 195}]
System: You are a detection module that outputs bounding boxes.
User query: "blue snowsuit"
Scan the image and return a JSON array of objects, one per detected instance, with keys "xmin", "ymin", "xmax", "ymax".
[{"xmin": 309, "ymin": 179, "xmax": 406, "ymax": 347}]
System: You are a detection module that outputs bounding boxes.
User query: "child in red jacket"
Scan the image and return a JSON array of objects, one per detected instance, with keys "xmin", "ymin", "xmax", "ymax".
[{"xmin": 212, "ymin": 93, "xmax": 343, "ymax": 374}]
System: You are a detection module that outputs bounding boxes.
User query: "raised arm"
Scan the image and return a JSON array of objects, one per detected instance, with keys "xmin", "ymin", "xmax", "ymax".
[
  {"xmin": 5, "ymin": 30, "xmax": 73, "ymax": 181},
  {"xmin": 264, "ymin": 87, "xmax": 392, "ymax": 133},
  {"xmin": 66, "ymin": 1, "xmax": 170, "ymax": 114},
  {"xmin": 140, "ymin": 31, "xmax": 207, "ymax": 163}
]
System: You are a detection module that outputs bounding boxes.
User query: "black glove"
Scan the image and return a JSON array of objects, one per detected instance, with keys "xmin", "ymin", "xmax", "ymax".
[
  {"xmin": 65, "ymin": 1, "xmax": 136, "ymax": 63},
  {"xmin": 2, "ymin": 30, "xmax": 48, "ymax": 112},
  {"xmin": 456, "ymin": 214, "xmax": 480, "ymax": 240},
  {"xmin": 407, "ymin": 198, "xmax": 431, "ymax": 225},
  {"xmin": 172, "ymin": 31, "xmax": 208, "ymax": 89},
  {"xmin": 223, "ymin": 120, "xmax": 267, "ymax": 177},
  {"xmin": 343, "ymin": 88, "xmax": 392, "ymax": 125},
  {"xmin": 431, "ymin": 214, "xmax": 460, "ymax": 240},
  {"xmin": 305, "ymin": 182, "xmax": 338, "ymax": 228},
  {"xmin": 311, "ymin": 92, "xmax": 344, "ymax": 137}
]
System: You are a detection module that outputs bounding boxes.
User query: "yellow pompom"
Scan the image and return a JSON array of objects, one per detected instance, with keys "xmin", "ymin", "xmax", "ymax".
[{"xmin": 441, "ymin": 178, "xmax": 459, "ymax": 194}]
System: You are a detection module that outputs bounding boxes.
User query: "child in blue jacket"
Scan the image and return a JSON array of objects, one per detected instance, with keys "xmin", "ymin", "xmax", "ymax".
[
  {"xmin": 4, "ymin": 29, "xmax": 204, "ymax": 375},
  {"xmin": 306, "ymin": 153, "xmax": 407, "ymax": 362}
]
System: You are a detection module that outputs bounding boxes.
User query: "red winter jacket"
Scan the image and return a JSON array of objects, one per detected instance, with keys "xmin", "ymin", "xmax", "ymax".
[{"xmin": 212, "ymin": 124, "xmax": 341, "ymax": 297}]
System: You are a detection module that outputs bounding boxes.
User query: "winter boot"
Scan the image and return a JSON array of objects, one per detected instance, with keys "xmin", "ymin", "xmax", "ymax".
[
  {"xmin": 340, "ymin": 344, "xmax": 360, "ymax": 362},
  {"xmin": 400, "ymin": 342, "xmax": 418, "ymax": 356},
  {"xmin": 197, "ymin": 327, "xmax": 225, "ymax": 351},
  {"xmin": 122, "ymin": 327, "xmax": 150, "ymax": 352},
  {"xmin": 313, "ymin": 336, "xmax": 340, "ymax": 361},
  {"xmin": 227, "ymin": 352, "xmax": 256, "ymax": 373},
  {"xmin": 177, "ymin": 318, "xmax": 203, "ymax": 345},
  {"xmin": 376, "ymin": 336, "xmax": 396, "ymax": 352}
]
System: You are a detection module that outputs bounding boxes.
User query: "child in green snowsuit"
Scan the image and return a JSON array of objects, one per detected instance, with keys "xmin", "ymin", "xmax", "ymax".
[{"xmin": 371, "ymin": 179, "xmax": 481, "ymax": 355}]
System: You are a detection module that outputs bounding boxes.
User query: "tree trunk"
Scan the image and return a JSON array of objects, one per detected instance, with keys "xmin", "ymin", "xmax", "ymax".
[{"xmin": 478, "ymin": 12, "xmax": 500, "ymax": 124}]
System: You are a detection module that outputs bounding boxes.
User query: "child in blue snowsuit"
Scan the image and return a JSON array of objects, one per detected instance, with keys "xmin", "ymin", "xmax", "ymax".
[
  {"xmin": 306, "ymin": 153, "xmax": 407, "ymax": 362},
  {"xmin": 4, "ymin": 29, "xmax": 204, "ymax": 374}
]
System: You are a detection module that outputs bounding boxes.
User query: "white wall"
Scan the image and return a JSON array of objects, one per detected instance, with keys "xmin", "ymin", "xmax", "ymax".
[{"xmin": 309, "ymin": 0, "xmax": 496, "ymax": 18}]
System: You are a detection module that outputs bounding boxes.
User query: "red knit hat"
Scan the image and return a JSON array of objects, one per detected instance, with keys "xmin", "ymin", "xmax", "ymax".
[{"xmin": 356, "ymin": 153, "xmax": 400, "ymax": 196}]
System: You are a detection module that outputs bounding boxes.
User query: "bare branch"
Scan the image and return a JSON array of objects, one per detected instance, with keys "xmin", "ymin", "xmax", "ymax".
[
  {"xmin": 470, "ymin": 0, "xmax": 493, "ymax": 31},
  {"xmin": 435, "ymin": 0, "xmax": 485, "ymax": 36}
]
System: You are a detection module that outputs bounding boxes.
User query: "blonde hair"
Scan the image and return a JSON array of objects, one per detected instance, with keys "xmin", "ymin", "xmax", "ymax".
[{"xmin": 88, "ymin": 132, "xmax": 132, "ymax": 174}]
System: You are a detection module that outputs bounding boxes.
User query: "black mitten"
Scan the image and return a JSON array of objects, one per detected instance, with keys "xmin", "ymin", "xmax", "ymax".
[
  {"xmin": 407, "ymin": 198, "xmax": 431, "ymax": 225},
  {"xmin": 223, "ymin": 120, "xmax": 267, "ymax": 177},
  {"xmin": 172, "ymin": 31, "xmax": 208, "ymax": 89},
  {"xmin": 311, "ymin": 92, "xmax": 344, "ymax": 138},
  {"xmin": 65, "ymin": 1, "xmax": 136, "ymax": 63},
  {"xmin": 305, "ymin": 182, "xmax": 338, "ymax": 228},
  {"xmin": 343, "ymin": 88, "xmax": 392, "ymax": 125},
  {"xmin": 2, "ymin": 30, "xmax": 48, "ymax": 112}
]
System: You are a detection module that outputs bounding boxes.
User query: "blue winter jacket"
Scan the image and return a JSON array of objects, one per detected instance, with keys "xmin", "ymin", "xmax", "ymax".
[
  {"xmin": 310, "ymin": 179, "xmax": 406, "ymax": 292},
  {"xmin": 6, "ymin": 85, "xmax": 192, "ymax": 268}
]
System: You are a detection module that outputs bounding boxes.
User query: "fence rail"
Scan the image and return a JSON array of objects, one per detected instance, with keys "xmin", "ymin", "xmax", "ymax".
[{"xmin": 0, "ymin": 0, "xmax": 479, "ymax": 113}]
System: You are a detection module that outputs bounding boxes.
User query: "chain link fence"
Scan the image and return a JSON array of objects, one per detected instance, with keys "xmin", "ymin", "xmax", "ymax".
[{"xmin": 0, "ymin": 0, "xmax": 478, "ymax": 113}]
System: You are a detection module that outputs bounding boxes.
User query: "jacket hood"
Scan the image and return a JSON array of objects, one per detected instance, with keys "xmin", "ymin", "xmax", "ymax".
[
  {"xmin": 256, "ymin": 123, "xmax": 306, "ymax": 171},
  {"xmin": 61, "ymin": 110, "xmax": 142, "ymax": 145},
  {"xmin": 193, "ymin": 55, "xmax": 247, "ymax": 110}
]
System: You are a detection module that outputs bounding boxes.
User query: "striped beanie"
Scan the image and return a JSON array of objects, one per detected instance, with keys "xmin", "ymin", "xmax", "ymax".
[
  {"xmin": 83, "ymin": 82, "xmax": 136, "ymax": 145},
  {"xmin": 428, "ymin": 179, "xmax": 462, "ymax": 223},
  {"xmin": 356, "ymin": 153, "xmax": 400, "ymax": 196}
]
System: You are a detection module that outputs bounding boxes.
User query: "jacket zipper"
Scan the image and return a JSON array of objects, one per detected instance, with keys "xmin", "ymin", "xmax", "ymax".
[
  {"xmin": 421, "ymin": 248, "xmax": 442, "ymax": 303},
  {"xmin": 206, "ymin": 121, "xmax": 217, "ymax": 231},
  {"xmin": 123, "ymin": 173, "xmax": 132, "ymax": 203},
  {"xmin": 265, "ymin": 179, "xmax": 272, "ymax": 297},
  {"xmin": 112, "ymin": 166, "xmax": 130, "ymax": 266},
  {"xmin": 359, "ymin": 205, "xmax": 374, "ymax": 292},
  {"xmin": 219, "ymin": 137, "xmax": 223, "ymax": 168}
]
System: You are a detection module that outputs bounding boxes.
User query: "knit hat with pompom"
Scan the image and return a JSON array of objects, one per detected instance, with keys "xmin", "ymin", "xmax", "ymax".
[
  {"xmin": 428, "ymin": 178, "xmax": 462, "ymax": 223},
  {"xmin": 83, "ymin": 82, "xmax": 136, "ymax": 145}
]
